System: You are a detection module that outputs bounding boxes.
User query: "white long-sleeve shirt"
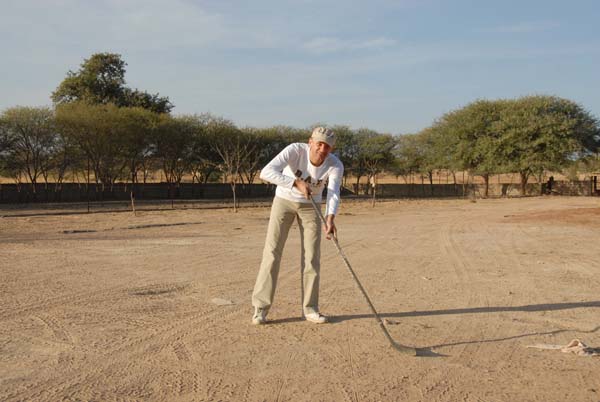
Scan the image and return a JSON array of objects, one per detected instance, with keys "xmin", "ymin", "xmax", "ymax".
[{"xmin": 259, "ymin": 143, "xmax": 344, "ymax": 216}]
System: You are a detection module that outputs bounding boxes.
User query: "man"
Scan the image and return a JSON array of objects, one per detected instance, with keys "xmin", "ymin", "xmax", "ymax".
[{"xmin": 251, "ymin": 127, "xmax": 344, "ymax": 325}]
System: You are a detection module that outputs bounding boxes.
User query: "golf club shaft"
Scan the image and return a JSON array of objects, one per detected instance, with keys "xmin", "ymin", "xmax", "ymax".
[{"xmin": 309, "ymin": 196, "xmax": 416, "ymax": 355}]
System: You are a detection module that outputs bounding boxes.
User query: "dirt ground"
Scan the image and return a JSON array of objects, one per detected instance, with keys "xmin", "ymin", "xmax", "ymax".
[{"xmin": 1, "ymin": 196, "xmax": 599, "ymax": 402}]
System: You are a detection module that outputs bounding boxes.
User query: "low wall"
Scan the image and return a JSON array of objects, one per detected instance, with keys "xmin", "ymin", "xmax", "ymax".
[
  {"xmin": 0, "ymin": 180, "xmax": 594, "ymax": 204},
  {"xmin": 354, "ymin": 183, "xmax": 465, "ymax": 198},
  {"xmin": 358, "ymin": 180, "xmax": 593, "ymax": 198},
  {"xmin": 0, "ymin": 182, "xmax": 276, "ymax": 204}
]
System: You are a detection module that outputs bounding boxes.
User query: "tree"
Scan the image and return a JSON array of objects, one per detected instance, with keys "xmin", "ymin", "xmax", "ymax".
[
  {"xmin": 44, "ymin": 130, "xmax": 82, "ymax": 194},
  {"xmin": 497, "ymin": 96, "xmax": 600, "ymax": 195},
  {"xmin": 122, "ymin": 88, "xmax": 174, "ymax": 114},
  {"xmin": 392, "ymin": 133, "xmax": 424, "ymax": 185},
  {"xmin": 208, "ymin": 117, "xmax": 255, "ymax": 212},
  {"xmin": 55, "ymin": 102, "xmax": 127, "ymax": 188},
  {"xmin": 415, "ymin": 127, "xmax": 442, "ymax": 195},
  {"xmin": 186, "ymin": 114, "xmax": 220, "ymax": 184},
  {"xmin": 0, "ymin": 118, "xmax": 12, "ymax": 179},
  {"xmin": 0, "ymin": 107, "xmax": 57, "ymax": 194},
  {"xmin": 153, "ymin": 114, "xmax": 196, "ymax": 187},
  {"xmin": 355, "ymin": 129, "xmax": 395, "ymax": 195},
  {"xmin": 239, "ymin": 127, "xmax": 271, "ymax": 185},
  {"xmin": 52, "ymin": 52, "xmax": 173, "ymax": 113},
  {"xmin": 433, "ymin": 99, "xmax": 507, "ymax": 197},
  {"xmin": 330, "ymin": 125, "xmax": 358, "ymax": 188},
  {"xmin": 115, "ymin": 106, "xmax": 159, "ymax": 197}
]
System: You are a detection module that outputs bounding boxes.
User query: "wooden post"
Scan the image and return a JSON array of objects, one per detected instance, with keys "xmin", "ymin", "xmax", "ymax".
[{"xmin": 86, "ymin": 157, "xmax": 90, "ymax": 213}]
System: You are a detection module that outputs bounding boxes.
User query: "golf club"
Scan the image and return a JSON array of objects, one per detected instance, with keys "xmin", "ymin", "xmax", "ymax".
[{"xmin": 309, "ymin": 195, "xmax": 417, "ymax": 356}]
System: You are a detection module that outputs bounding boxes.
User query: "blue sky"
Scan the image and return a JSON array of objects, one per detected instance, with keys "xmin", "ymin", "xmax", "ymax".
[{"xmin": 2, "ymin": 0, "xmax": 599, "ymax": 134}]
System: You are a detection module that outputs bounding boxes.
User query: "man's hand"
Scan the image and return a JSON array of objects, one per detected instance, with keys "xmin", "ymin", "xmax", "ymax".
[
  {"xmin": 294, "ymin": 178, "xmax": 312, "ymax": 199},
  {"xmin": 323, "ymin": 214, "xmax": 337, "ymax": 240}
]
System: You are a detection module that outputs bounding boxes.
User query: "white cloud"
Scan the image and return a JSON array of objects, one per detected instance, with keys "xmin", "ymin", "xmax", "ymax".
[
  {"xmin": 302, "ymin": 37, "xmax": 397, "ymax": 54},
  {"xmin": 489, "ymin": 21, "xmax": 561, "ymax": 34},
  {"xmin": 0, "ymin": 0, "xmax": 290, "ymax": 53}
]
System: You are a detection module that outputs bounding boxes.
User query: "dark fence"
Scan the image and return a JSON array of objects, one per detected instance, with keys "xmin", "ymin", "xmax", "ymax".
[
  {"xmin": 0, "ymin": 179, "xmax": 595, "ymax": 204},
  {"xmin": 0, "ymin": 182, "xmax": 276, "ymax": 204},
  {"xmin": 358, "ymin": 180, "xmax": 594, "ymax": 198},
  {"xmin": 354, "ymin": 183, "xmax": 465, "ymax": 198}
]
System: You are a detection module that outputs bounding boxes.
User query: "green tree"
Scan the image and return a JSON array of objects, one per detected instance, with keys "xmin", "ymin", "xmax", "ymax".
[
  {"xmin": 393, "ymin": 133, "xmax": 427, "ymax": 185},
  {"xmin": 0, "ymin": 107, "xmax": 57, "ymax": 193},
  {"xmin": 433, "ymin": 99, "xmax": 507, "ymax": 197},
  {"xmin": 52, "ymin": 52, "xmax": 173, "ymax": 113},
  {"xmin": 208, "ymin": 117, "xmax": 255, "ymax": 212},
  {"xmin": 0, "ymin": 117, "xmax": 13, "ymax": 180},
  {"xmin": 153, "ymin": 114, "xmax": 196, "ymax": 186},
  {"xmin": 44, "ymin": 130, "xmax": 82, "ymax": 192},
  {"xmin": 115, "ymin": 106, "xmax": 159, "ymax": 188},
  {"xmin": 55, "ymin": 102, "xmax": 127, "ymax": 188},
  {"xmin": 330, "ymin": 125, "xmax": 358, "ymax": 188},
  {"xmin": 355, "ymin": 129, "xmax": 395, "ymax": 194},
  {"xmin": 497, "ymin": 96, "xmax": 600, "ymax": 195},
  {"xmin": 415, "ymin": 127, "xmax": 442, "ymax": 195},
  {"xmin": 188, "ymin": 114, "xmax": 220, "ymax": 184}
]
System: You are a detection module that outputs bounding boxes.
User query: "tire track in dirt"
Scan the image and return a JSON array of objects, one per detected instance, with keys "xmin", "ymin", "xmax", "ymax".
[
  {"xmin": 475, "ymin": 221, "xmax": 556, "ymax": 398},
  {"xmin": 234, "ymin": 268, "xmax": 349, "ymax": 402},
  {"xmin": 511, "ymin": 223, "xmax": 599, "ymax": 283},
  {"xmin": 442, "ymin": 215, "xmax": 532, "ymax": 371},
  {"xmin": 0, "ymin": 284, "xmax": 130, "ymax": 321},
  {"xmin": 315, "ymin": 216, "xmax": 428, "ymax": 402},
  {"xmin": 1, "ymin": 282, "xmax": 201, "ymax": 400},
  {"xmin": 327, "ymin": 340, "xmax": 356, "ymax": 402},
  {"xmin": 172, "ymin": 342, "xmax": 192, "ymax": 362},
  {"xmin": 504, "ymin": 223, "xmax": 552, "ymax": 304},
  {"xmin": 498, "ymin": 222, "xmax": 599, "ymax": 393},
  {"xmin": 321, "ymin": 211, "xmax": 440, "ymax": 401},
  {"xmin": 450, "ymin": 220, "xmax": 521, "ymax": 375},
  {"xmin": 2, "ymin": 213, "xmax": 405, "ymax": 401},
  {"xmin": 435, "ymin": 216, "xmax": 482, "ymax": 361},
  {"xmin": 274, "ymin": 351, "xmax": 296, "ymax": 402},
  {"xmin": 256, "ymin": 281, "xmax": 343, "ymax": 402},
  {"xmin": 35, "ymin": 314, "xmax": 74, "ymax": 345},
  {"xmin": 446, "ymin": 219, "xmax": 498, "ymax": 365},
  {"xmin": 309, "ymin": 237, "xmax": 375, "ymax": 402},
  {"xmin": 345, "ymin": 325, "xmax": 360, "ymax": 402},
  {"xmin": 316, "ymin": 310, "xmax": 362, "ymax": 402},
  {"xmin": 3, "ymin": 299, "xmax": 237, "ymax": 400},
  {"xmin": 2, "ymin": 252, "xmax": 306, "ymax": 401}
]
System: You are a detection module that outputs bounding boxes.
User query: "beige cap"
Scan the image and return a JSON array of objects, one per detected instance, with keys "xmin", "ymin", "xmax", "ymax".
[{"xmin": 311, "ymin": 126, "xmax": 336, "ymax": 147}]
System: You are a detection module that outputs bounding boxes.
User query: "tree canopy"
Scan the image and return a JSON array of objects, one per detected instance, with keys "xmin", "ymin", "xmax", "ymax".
[
  {"xmin": 5, "ymin": 77, "xmax": 600, "ymax": 203},
  {"xmin": 0, "ymin": 106, "xmax": 57, "ymax": 187},
  {"xmin": 418, "ymin": 95, "xmax": 600, "ymax": 195},
  {"xmin": 52, "ymin": 53, "xmax": 173, "ymax": 113}
]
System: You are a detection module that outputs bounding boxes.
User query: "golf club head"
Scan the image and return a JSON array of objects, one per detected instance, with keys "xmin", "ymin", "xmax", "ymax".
[{"xmin": 392, "ymin": 342, "xmax": 418, "ymax": 356}]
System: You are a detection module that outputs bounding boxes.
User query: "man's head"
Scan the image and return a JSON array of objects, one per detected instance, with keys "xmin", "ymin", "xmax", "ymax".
[{"xmin": 309, "ymin": 126, "xmax": 335, "ymax": 166}]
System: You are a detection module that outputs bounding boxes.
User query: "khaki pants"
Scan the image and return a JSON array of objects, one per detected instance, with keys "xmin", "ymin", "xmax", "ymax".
[{"xmin": 252, "ymin": 196, "xmax": 321, "ymax": 315}]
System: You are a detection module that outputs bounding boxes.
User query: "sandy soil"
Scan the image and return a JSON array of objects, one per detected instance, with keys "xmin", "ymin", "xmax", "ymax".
[{"xmin": 1, "ymin": 196, "xmax": 599, "ymax": 402}]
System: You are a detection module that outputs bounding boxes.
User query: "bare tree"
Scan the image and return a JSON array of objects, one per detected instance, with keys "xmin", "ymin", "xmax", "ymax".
[
  {"xmin": 208, "ymin": 117, "xmax": 256, "ymax": 212},
  {"xmin": 1, "ymin": 107, "xmax": 57, "ymax": 197}
]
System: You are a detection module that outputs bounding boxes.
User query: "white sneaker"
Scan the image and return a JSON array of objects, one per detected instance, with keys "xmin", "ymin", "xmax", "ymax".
[
  {"xmin": 252, "ymin": 307, "xmax": 268, "ymax": 325},
  {"xmin": 305, "ymin": 312, "xmax": 328, "ymax": 324}
]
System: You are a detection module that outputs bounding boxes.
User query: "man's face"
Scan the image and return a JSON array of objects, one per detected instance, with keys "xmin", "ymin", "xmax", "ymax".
[{"xmin": 308, "ymin": 138, "xmax": 332, "ymax": 166}]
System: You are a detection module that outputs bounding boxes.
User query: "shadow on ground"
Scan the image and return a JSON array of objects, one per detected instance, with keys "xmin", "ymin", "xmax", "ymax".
[{"xmin": 264, "ymin": 301, "xmax": 600, "ymax": 357}]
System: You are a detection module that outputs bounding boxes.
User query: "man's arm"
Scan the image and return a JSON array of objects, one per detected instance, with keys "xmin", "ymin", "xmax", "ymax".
[
  {"xmin": 324, "ymin": 214, "xmax": 336, "ymax": 240},
  {"xmin": 324, "ymin": 161, "xmax": 344, "ymax": 240},
  {"xmin": 259, "ymin": 144, "xmax": 299, "ymax": 188}
]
